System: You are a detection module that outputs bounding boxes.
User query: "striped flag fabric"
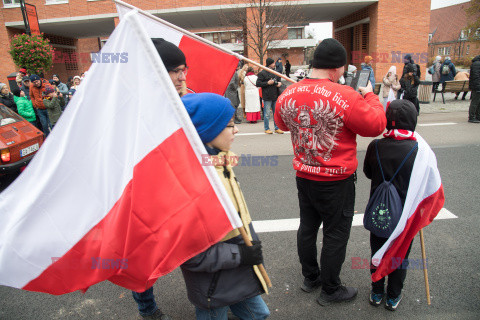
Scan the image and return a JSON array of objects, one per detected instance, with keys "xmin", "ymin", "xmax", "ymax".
[
  {"xmin": 371, "ymin": 133, "xmax": 445, "ymax": 281},
  {"xmin": 0, "ymin": 10, "xmax": 242, "ymax": 295},
  {"xmin": 116, "ymin": 1, "xmax": 239, "ymax": 96}
]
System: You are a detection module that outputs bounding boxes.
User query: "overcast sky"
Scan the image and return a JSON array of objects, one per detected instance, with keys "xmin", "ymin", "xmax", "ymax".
[{"xmin": 306, "ymin": 0, "xmax": 471, "ymax": 41}]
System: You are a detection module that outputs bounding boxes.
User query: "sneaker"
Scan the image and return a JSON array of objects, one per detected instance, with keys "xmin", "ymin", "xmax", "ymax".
[
  {"xmin": 301, "ymin": 276, "xmax": 322, "ymax": 293},
  {"xmin": 265, "ymin": 130, "xmax": 273, "ymax": 134},
  {"xmin": 385, "ymin": 295, "xmax": 402, "ymax": 311},
  {"xmin": 316, "ymin": 286, "xmax": 358, "ymax": 306},
  {"xmin": 274, "ymin": 129, "xmax": 284, "ymax": 134},
  {"xmin": 369, "ymin": 291, "xmax": 384, "ymax": 307},
  {"xmin": 468, "ymin": 119, "xmax": 480, "ymax": 123},
  {"xmin": 141, "ymin": 309, "xmax": 172, "ymax": 320}
]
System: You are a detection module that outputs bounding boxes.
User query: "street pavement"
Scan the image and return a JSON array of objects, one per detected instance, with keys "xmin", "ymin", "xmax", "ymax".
[{"xmin": 1, "ymin": 101, "xmax": 479, "ymax": 319}]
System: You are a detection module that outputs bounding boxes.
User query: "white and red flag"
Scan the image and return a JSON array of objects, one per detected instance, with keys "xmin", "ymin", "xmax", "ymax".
[
  {"xmin": 116, "ymin": 1, "xmax": 239, "ymax": 96},
  {"xmin": 0, "ymin": 10, "xmax": 242, "ymax": 295},
  {"xmin": 371, "ymin": 133, "xmax": 445, "ymax": 281}
]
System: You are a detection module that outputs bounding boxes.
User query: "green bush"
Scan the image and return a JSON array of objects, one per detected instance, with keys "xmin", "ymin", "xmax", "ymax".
[{"xmin": 9, "ymin": 33, "xmax": 54, "ymax": 74}]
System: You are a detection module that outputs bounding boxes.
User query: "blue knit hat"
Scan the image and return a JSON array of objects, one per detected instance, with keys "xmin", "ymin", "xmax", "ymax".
[
  {"xmin": 30, "ymin": 74, "xmax": 40, "ymax": 82},
  {"xmin": 181, "ymin": 93, "xmax": 235, "ymax": 143}
]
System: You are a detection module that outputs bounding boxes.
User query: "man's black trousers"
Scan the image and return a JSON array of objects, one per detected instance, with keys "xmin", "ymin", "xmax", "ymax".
[{"xmin": 296, "ymin": 175, "xmax": 355, "ymax": 294}]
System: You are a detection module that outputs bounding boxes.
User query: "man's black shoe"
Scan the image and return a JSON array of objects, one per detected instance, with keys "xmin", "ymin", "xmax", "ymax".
[
  {"xmin": 468, "ymin": 119, "xmax": 480, "ymax": 123},
  {"xmin": 316, "ymin": 286, "xmax": 358, "ymax": 306},
  {"xmin": 300, "ymin": 276, "xmax": 322, "ymax": 293}
]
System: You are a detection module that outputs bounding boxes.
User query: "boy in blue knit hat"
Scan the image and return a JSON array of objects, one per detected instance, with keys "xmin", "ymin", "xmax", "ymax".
[{"xmin": 180, "ymin": 92, "xmax": 270, "ymax": 320}]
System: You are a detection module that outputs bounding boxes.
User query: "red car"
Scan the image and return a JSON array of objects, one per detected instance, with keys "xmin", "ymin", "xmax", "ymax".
[{"xmin": 0, "ymin": 103, "xmax": 44, "ymax": 176}]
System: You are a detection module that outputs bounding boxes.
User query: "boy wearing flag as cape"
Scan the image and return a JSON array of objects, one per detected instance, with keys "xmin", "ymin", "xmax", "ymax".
[
  {"xmin": 180, "ymin": 93, "xmax": 270, "ymax": 320},
  {"xmin": 363, "ymin": 99, "xmax": 443, "ymax": 311}
]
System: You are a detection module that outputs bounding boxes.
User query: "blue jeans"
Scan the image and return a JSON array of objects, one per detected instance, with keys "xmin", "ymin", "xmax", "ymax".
[
  {"xmin": 132, "ymin": 287, "xmax": 158, "ymax": 316},
  {"xmin": 195, "ymin": 295, "xmax": 269, "ymax": 320},
  {"xmin": 263, "ymin": 100, "xmax": 278, "ymax": 131},
  {"xmin": 36, "ymin": 108, "xmax": 51, "ymax": 137}
]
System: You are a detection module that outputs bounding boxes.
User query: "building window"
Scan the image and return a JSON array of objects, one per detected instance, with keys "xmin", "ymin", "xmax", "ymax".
[
  {"xmin": 428, "ymin": 33, "xmax": 433, "ymax": 42},
  {"xmin": 445, "ymin": 46, "xmax": 451, "ymax": 55},
  {"xmin": 466, "ymin": 45, "xmax": 470, "ymax": 55},
  {"xmin": 3, "ymin": 0, "xmax": 21, "ymax": 7},
  {"xmin": 288, "ymin": 28, "xmax": 303, "ymax": 40},
  {"xmin": 45, "ymin": 0, "xmax": 69, "ymax": 4}
]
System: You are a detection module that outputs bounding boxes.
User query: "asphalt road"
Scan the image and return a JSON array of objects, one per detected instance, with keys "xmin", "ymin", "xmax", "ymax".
[{"xmin": 1, "ymin": 111, "xmax": 479, "ymax": 319}]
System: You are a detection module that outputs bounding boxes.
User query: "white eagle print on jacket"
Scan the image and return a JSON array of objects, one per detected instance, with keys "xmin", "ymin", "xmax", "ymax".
[{"xmin": 280, "ymin": 98, "xmax": 343, "ymax": 165}]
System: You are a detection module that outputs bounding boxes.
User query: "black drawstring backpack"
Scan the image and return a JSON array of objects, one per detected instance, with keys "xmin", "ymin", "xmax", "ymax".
[{"xmin": 364, "ymin": 140, "xmax": 418, "ymax": 238}]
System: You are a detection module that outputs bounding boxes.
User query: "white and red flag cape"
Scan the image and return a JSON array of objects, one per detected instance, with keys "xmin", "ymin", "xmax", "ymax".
[
  {"xmin": 371, "ymin": 133, "xmax": 445, "ymax": 281},
  {"xmin": 116, "ymin": 1, "xmax": 239, "ymax": 96},
  {"xmin": 0, "ymin": 10, "xmax": 242, "ymax": 295}
]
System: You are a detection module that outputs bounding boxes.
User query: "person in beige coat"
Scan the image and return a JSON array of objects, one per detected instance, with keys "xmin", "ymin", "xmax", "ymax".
[
  {"xmin": 382, "ymin": 66, "xmax": 401, "ymax": 109},
  {"xmin": 454, "ymin": 71, "xmax": 469, "ymax": 100}
]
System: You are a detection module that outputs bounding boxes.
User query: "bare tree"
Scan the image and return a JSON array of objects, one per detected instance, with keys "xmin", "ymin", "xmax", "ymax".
[
  {"xmin": 463, "ymin": 0, "xmax": 480, "ymax": 45},
  {"xmin": 221, "ymin": 0, "xmax": 303, "ymax": 65}
]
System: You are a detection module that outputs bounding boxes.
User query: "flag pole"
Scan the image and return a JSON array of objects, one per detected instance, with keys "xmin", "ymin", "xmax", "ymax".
[
  {"xmin": 238, "ymin": 227, "xmax": 272, "ymax": 288},
  {"xmin": 114, "ymin": 0, "xmax": 296, "ymax": 84},
  {"xmin": 419, "ymin": 229, "xmax": 431, "ymax": 305}
]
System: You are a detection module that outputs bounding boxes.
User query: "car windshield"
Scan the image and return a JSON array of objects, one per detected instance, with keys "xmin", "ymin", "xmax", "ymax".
[{"xmin": 0, "ymin": 104, "xmax": 23, "ymax": 127}]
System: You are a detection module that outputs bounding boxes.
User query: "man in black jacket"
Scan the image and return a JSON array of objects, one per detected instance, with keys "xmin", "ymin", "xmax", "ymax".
[
  {"xmin": 468, "ymin": 55, "xmax": 480, "ymax": 123},
  {"xmin": 256, "ymin": 58, "xmax": 284, "ymax": 134}
]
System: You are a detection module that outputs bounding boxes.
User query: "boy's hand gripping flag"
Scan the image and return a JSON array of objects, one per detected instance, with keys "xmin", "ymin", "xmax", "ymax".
[
  {"xmin": 116, "ymin": 0, "xmax": 239, "ymax": 96},
  {"xmin": 371, "ymin": 134, "xmax": 445, "ymax": 281},
  {"xmin": 0, "ymin": 10, "xmax": 242, "ymax": 295}
]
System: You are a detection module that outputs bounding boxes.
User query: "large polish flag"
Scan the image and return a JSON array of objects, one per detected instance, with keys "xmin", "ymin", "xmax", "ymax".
[
  {"xmin": 0, "ymin": 10, "xmax": 242, "ymax": 295},
  {"xmin": 371, "ymin": 134, "xmax": 445, "ymax": 282},
  {"xmin": 116, "ymin": 1, "xmax": 239, "ymax": 96}
]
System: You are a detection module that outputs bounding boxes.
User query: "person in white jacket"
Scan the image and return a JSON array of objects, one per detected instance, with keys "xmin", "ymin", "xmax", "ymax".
[{"xmin": 244, "ymin": 67, "xmax": 262, "ymax": 123}]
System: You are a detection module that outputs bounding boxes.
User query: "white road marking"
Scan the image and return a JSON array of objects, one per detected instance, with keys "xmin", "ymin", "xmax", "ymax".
[
  {"xmin": 252, "ymin": 208, "xmax": 457, "ymax": 233},
  {"xmin": 418, "ymin": 122, "xmax": 457, "ymax": 127}
]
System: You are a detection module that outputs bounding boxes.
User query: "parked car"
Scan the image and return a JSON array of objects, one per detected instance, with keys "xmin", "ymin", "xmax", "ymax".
[{"xmin": 0, "ymin": 103, "xmax": 44, "ymax": 176}]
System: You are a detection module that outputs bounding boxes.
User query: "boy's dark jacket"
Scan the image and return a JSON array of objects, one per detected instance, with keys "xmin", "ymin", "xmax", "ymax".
[
  {"xmin": 43, "ymin": 96, "xmax": 65, "ymax": 125},
  {"xmin": 363, "ymin": 100, "xmax": 418, "ymax": 206},
  {"xmin": 181, "ymin": 148, "xmax": 267, "ymax": 310}
]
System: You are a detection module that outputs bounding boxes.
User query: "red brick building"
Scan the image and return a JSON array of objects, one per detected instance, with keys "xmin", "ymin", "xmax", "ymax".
[
  {"xmin": 1, "ymin": 0, "xmax": 432, "ymax": 85},
  {"xmin": 428, "ymin": 1, "xmax": 480, "ymax": 63}
]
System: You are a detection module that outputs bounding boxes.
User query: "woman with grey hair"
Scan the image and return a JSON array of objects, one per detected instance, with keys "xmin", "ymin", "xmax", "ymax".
[{"xmin": 432, "ymin": 56, "xmax": 442, "ymax": 92}]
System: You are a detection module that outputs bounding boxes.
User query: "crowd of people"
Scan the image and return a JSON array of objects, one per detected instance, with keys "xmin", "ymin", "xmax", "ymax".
[
  {"xmin": 0, "ymin": 70, "xmax": 84, "ymax": 137},
  {"xmin": 1, "ymin": 34, "xmax": 475, "ymax": 320},
  {"xmin": 223, "ymin": 50, "xmax": 479, "ymax": 133}
]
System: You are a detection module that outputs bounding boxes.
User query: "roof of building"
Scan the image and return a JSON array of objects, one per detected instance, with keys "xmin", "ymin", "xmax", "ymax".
[{"xmin": 430, "ymin": 1, "xmax": 478, "ymax": 44}]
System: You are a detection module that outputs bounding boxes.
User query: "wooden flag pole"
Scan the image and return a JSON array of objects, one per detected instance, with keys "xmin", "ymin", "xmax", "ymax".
[
  {"xmin": 238, "ymin": 227, "xmax": 272, "ymax": 288},
  {"xmin": 114, "ymin": 0, "xmax": 296, "ymax": 85},
  {"xmin": 419, "ymin": 229, "xmax": 431, "ymax": 305}
]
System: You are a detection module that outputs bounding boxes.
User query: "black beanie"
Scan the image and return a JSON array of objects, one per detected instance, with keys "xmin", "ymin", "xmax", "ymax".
[
  {"xmin": 312, "ymin": 38, "xmax": 347, "ymax": 69},
  {"xmin": 405, "ymin": 63, "xmax": 415, "ymax": 74},
  {"xmin": 151, "ymin": 38, "xmax": 186, "ymax": 71},
  {"xmin": 386, "ymin": 99, "xmax": 417, "ymax": 131},
  {"xmin": 266, "ymin": 57, "xmax": 274, "ymax": 67}
]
